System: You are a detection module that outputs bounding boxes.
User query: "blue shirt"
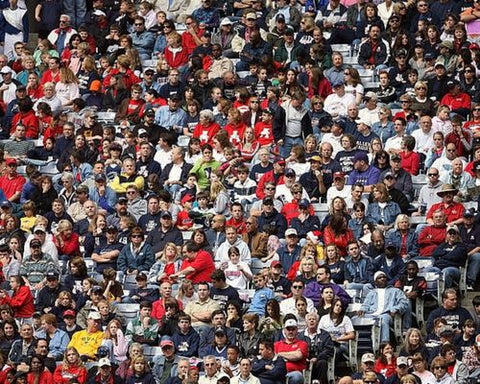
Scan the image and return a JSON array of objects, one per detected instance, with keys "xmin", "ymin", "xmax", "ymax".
[{"xmin": 154, "ymin": 106, "xmax": 187, "ymax": 130}]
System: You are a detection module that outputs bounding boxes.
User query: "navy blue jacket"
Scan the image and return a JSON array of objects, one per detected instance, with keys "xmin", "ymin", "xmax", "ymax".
[
  {"xmin": 372, "ymin": 254, "xmax": 406, "ymax": 286},
  {"xmin": 251, "ymin": 355, "xmax": 287, "ymax": 384},
  {"xmin": 171, "ymin": 327, "xmax": 200, "ymax": 357}
]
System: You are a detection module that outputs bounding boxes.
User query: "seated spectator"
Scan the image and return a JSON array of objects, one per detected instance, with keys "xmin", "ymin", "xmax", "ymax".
[
  {"xmin": 358, "ymin": 271, "xmax": 409, "ymax": 343},
  {"xmin": 67, "ymin": 311, "xmax": 104, "ymax": 361},
  {"xmin": 117, "ymin": 227, "xmax": 155, "ymax": 279},
  {"xmin": 274, "ymin": 318, "xmax": 308, "ymax": 384},
  {"xmin": 171, "ymin": 313, "xmax": 200, "ymax": 358},
  {"xmin": 35, "ymin": 313, "xmax": 70, "ymax": 361},
  {"xmin": 366, "ymin": 183, "xmax": 401, "ymax": 232}
]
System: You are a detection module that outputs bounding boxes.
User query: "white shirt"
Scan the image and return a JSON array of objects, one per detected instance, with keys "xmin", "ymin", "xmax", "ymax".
[
  {"xmin": 384, "ymin": 134, "xmax": 404, "ymax": 153},
  {"xmin": 326, "ymin": 185, "xmax": 352, "ymax": 206},
  {"xmin": 411, "ymin": 128, "xmax": 436, "ymax": 155},
  {"xmin": 324, "ymin": 93, "xmax": 356, "ymax": 118},
  {"xmin": 280, "ymin": 296, "xmax": 317, "ymax": 316}
]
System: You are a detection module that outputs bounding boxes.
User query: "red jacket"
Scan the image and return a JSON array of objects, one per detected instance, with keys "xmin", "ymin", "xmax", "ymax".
[
  {"xmin": 103, "ymin": 68, "xmax": 140, "ymax": 91},
  {"xmin": 53, "ymin": 364, "xmax": 87, "ymax": 384},
  {"xmin": 0, "ymin": 285, "xmax": 35, "ymax": 318},
  {"xmin": 256, "ymin": 170, "xmax": 285, "ymax": 199},
  {"xmin": 440, "ymin": 92, "xmax": 471, "ymax": 112},
  {"xmin": 163, "ymin": 46, "xmax": 189, "ymax": 69},
  {"xmin": 226, "ymin": 217, "xmax": 247, "ymax": 234},
  {"xmin": 11, "ymin": 110, "xmax": 40, "ymax": 138},
  {"xmin": 400, "ymin": 151, "xmax": 420, "ymax": 176},
  {"xmin": 53, "ymin": 233, "xmax": 80, "ymax": 257},
  {"xmin": 151, "ymin": 298, "xmax": 184, "ymax": 321},
  {"xmin": 27, "ymin": 370, "xmax": 54, "ymax": 384},
  {"xmin": 254, "ymin": 121, "xmax": 274, "ymax": 147},
  {"xmin": 418, "ymin": 225, "xmax": 447, "ymax": 257},
  {"xmin": 445, "ymin": 130, "xmax": 472, "ymax": 158},
  {"xmin": 180, "ymin": 250, "xmax": 215, "ymax": 283},
  {"xmin": 182, "ymin": 29, "xmax": 204, "ymax": 55},
  {"xmin": 323, "ymin": 226, "xmax": 355, "ymax": 257}
]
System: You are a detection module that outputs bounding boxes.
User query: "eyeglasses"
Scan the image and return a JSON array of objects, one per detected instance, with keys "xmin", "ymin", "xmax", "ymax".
[
  {"xmin": 134, "ymin": 23, "xmax": 144, "ymax": 26},
  {"xmin": 475, "ymin": 108, "xmax": 480, "ymax": 111},
  {"xmin": 293, "ymin": 191, "xmax": 302, "ymax": 194},
  {"xmin": 185, "ymin": 22, "xmax": 193, "ymax": 25},
  {"xmin": 126, "ymin": 191, "xmax": 136, "ymax": 194},
  {"xmin": 246, "ymin": 18, "xmax": 256, "ymax": 21},
  {"xmin": 416, "ymin": 87, "xmax": 426, "ymax": 90},
  {"xmin": 265, "ymin": 187, "xmax": 275, "ymax": 190},
  {"xmin": 292, "ymin": 285, "xmax": 303, "ymax": 289},
  {"xmin": 250, "ymin": 100, "xmax": 259, "ymax": 103},
  {"xmin": 344, "ymin": 72, "xmax": 350, "ymax": 75},
  {"xmin": 314, "ymin": 102, "xmax": 322, "ymax": 105},
  {"xmin": 434, "ymin": 366, "xmax": 446, "ymax": 370},
  {"xmin": 205, "ymin": 363, "xmax": 215, "ymax": 367},
  {"xmin": 428, "ymin": 173, "xmax": 439, "ymax": 177}
]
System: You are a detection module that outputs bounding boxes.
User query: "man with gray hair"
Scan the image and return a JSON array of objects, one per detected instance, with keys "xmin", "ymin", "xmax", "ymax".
[{"xmin": 199, "ymin": 355, "xmax": 229, "ymax": 384}]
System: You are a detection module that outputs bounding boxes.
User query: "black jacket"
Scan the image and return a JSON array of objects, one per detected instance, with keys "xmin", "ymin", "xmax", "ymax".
[
  {"xmin": 251, "ymin": 355, "xmax": 287, "ymax": 384},
  {"xmin": 159, "ymin": 162, "xmax": 193, "ymax": 186},
  {"xmin": 273, "ymin": 103, "xmax": 312, "ymax": 142}
]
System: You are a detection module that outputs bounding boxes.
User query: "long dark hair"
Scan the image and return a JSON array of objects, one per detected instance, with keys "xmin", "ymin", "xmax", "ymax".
[
  {"xmin": 329, "ymin": 297, "xmax": 346, "ymax": 326},
  {"xmin": 265, "ymin": 299, "xmax": 281, "ymax": 323}
]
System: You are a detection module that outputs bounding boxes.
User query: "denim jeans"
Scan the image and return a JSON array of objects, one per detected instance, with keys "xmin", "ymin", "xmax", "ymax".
[
  {"xmin": 468, "ymin": 253, "xmax": 480, "ymax": 285},
  {"xmin": 280, "ymin": 136, "xmax": 303, "ymax": 159},
  {"xmin": 287, "ymin": 371, "xmax": 304, "ymax": 384},
  {"xmin": 424, "ymin": 266, "xmax": 460, "ymax": 288},
  {"xmin": 63, "ymin": 0, "xmax": 86, "ymax": 27}
]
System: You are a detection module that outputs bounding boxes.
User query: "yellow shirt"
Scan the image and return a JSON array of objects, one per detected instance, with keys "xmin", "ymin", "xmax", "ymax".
[{"xmin": 68, "ymin": 330, "xmax": 104, "ymax": 359}]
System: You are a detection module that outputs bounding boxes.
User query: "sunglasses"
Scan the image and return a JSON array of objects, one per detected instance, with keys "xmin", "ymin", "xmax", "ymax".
[
  {"xmin": 434, "ymin": 366, "xmax": 446, "ymax": 370},
  {"xmin": 428, "ymin": 173, "xmax": 439, "ymax": 177},
  {"xmin": 131, "ymin": 234, "xmax": 142, "ymax": 238},
  {"xmin": 292, "ymin": 285, "xmax": 303, "ymax": 289}
]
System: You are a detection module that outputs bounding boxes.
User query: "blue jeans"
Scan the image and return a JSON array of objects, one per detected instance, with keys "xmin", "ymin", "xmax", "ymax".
[
  {"xmin": 424, "ymin": 266, "xmax": 460, "ymax": 288},
  {"xmin": 287, "ymin": 371, "xmax": 304, "ymax": 384},
  {"xmin": 164, "ymin": 183, "xmax": 183, "ymax": 202},
  {"xmin": 63, "ymin": 0, "xmax": 86, "ymax": 27},
  {"xmin": 468, "ymin": 253, "xmax": 480, "ymax": 285},
  {"xmin": 364, "ymin": 313, "xmax": 393, "ymax": 343},
  {"xmin": 280, "ymin": 136, "xmax": 303, "ymax": 159}
]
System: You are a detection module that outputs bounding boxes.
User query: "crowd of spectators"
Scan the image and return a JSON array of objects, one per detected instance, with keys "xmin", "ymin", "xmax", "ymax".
[{"xmin": 0, "ymin": 0, "xmax": 479, "ymax": 383}]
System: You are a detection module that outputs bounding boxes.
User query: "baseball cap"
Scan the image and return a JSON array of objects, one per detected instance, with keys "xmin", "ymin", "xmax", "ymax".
[
  {"xmin": 361, "ymin": 353, "xmax": 375, "ymax": 363},
  {"xmin": 245, "ymin": 12, "xmax": 257, "ymax": 19},
  {"xmin": 33, "ymin": 226, "xmax": 46, "ymax": 234},
  {"xmin": 160, "ymin": 337, "xmax": 174, "ymax": 348},
  {"xmin": 447, "ymin": 225, "xmax": 459, "ymax": 233},
  {"xmin": 276, "ymin": 13, "xmax": 285, "ymax": 22},
  {"xmin": 354, "ymin": 152, "xmax": 368, "ymax": 163},
  {"xmin": 93, "ymin": 9, "xmax": 107, "ymax": 17},
  {"xmin": 310, "ymin": 155, "xmax": 322, "ymax": 162},
  {"xmin": 274, "ymin": 156, "xmax": 286, "ymax": 165},
  {"xmin": 214, "ymin": 325, "xmax": 227, "ymax": 335},
  {"xmin": 63, "ymin": 309, "xmax": 76, "ymax": 317},
  {"xmin": 284, "ymin": 319, "xmax": 298, "ymax": 328},
  {"xmin": 397, "ymin": 356, "xmax": 408, "ymax": 367},
  {"xmin": 333, "ymin": 171, "xmax": 345, "ymax": 179},
  {"xmin": 138, "ymin": 128, "xmax": 148, "ymax": 137},
  {"xmin": 284, "ymin": 168, "xmax": 296, "ymax": 178},
  {"xmin": 334, "ymin": 119, "xmax": 346, "ymax": 130},
  {"xmin": 145, "ymin": 108, "xmax": 155, "ymax": 117},
  {"xmin": 161, "ymin": 210, "xmax": 172, "ymax": 218},
  {"xmin": 95, "ymin": 173, "xmax": 106, "ymax": 182},
  {"xmin": 45, "ymin": 272, "xmax": 59, "ymax": 280},
  {"xmin": 298, "ymin": 199, "xmax": 309, "ymax": 208},
  {"xmin": 332, "ymin": 80, "xmax": 344, "ymax": 88},
  {"xmin": 0, "ymin": 66, "xmax": 13, "ymax": 75},
  {"xmin": 285, "ymin": 228, "xmax": 298, "ymax": 237},
  {"xmin": 117, "ymin": 197, "xmax": 128, "ymax": 204},
  {"xmin": 356, "ymin": 117, "xmax": 371, "ymax": 127},
  {"xmin": 263, "ymin": 197, "xmax": 274, "ymax": 205},
  {"xmin": 181, "ymin": 194, "xmax": 195, "ymax": 204},
  {"xmin": 424, "ymin": 53, "xmax": 435, "ymax": 60},
  {"xmin": 364, "ymin": 91, "xmax": 378, "ymax": 101},
  {"xmin": 0, "ymin": 200, "xmax": 12, "ymax": 208},
  {"xmin": 271, "ymin": 260, "xmax": 282, "ymax": 268},
  {"xmin": 135, "ymin": 272, "xmax": 147, "ymax": 280},
  {"xmin": 5, "ymin": 158, "xmax": 16, "ymax": 166},
  {"xmin": 220, "ymin": 17, "xmax": 233, "ymax": 26},
  {"xmin": 464, "ymin": 208, "xmax": 476, "ymax": 218},
  {"xmin": 106, "ymin": 225, "xmax": 118, "ymax": 233},
  {"xmin": 98, "ymin": 357, "xmax": 111, "ymax": 367},
  {"xmin": 384, "ymin": 171, "xmax": 395, "ymax": 179},
  {"xmin": 434, "ymin": 62, "xmax": 446, "ymax": 69},
  {"xmin": 87, "ymin": 311, "xmax": 102, "ymax": 320}
]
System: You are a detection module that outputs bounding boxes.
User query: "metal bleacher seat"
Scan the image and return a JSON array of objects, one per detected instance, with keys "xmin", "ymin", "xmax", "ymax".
[
  {"xmin": 97, "ymin": 111, "xmax": 116, "ymax": 123},
  {"xmin": 143, "ymin": 346, "xmax": 163, "ymax": 362},
  {"xmin": 182, "ymin": 231, "xmax": 193, "ymax": 241},
  {"xmin": 116, "ymin": 303, "xmax": 140, "ymax": 326},
  {"xmin": 141, "ymin": 59, "xmax": 158, "ymax": 69},
  {"xmin": 330, "ymin": 44, "xmax": 351, "ymax": 56}
]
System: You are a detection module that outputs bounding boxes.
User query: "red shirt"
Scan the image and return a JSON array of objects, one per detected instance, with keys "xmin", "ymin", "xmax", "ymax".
[
  {"xmin": 192, "ymin": 122, "xmax": 220, "ymax": 146},
  {"xmin": 182, "ymin": 29, "xmax": 204, "ymax": 55},
  {"xmin": 226, "ymin": 217, "xmax": 247, "ymax": 234},
  {"xmin": 445, "ymin": 130, "xmax": 472, "ymax": 158},
  {"xmin": 418, "ymin": 225, "xmax": 447, "ymax": 257},
  {"xmin": 176, "ymin": 210, "xmax": 194, "ymax": 229},
  {"xmin": 151, "ymin": 297, "xmax": 184, "ymax": 320},
  {"xmin": 274, "ymin": 338, "xmax": 308, "ymax": 372},
  {"xmin": 440, "ymin": 92, "xmax": 471, "ymax": 112},
  {"xmin": 400, "ymin": 151, "xmax": 420, "ymax": 176},
  {"xmin": 323, "ymin": 226, "xmax": 355, "ymax": 257},
  {"xmin": 0, "ymin": 173, "xmax": 26, "ymax": 200},
  {"xmin": 11, "ymin": 110, "xmax": 40, "ymax": 138},
  {"xmin": 254, "ymin": 121, "xmax": 274, "ymax": 147},
  {"xmin": 180, "ymin": 250, "xmax": 215, "ymax": 283},
  {"xmin": 426, "ymin": 202, "xmax": 465, "ymax": 223},
  {"xmin": 224, "ymin": 122, "xmax": 247, "ymax": 147}
]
